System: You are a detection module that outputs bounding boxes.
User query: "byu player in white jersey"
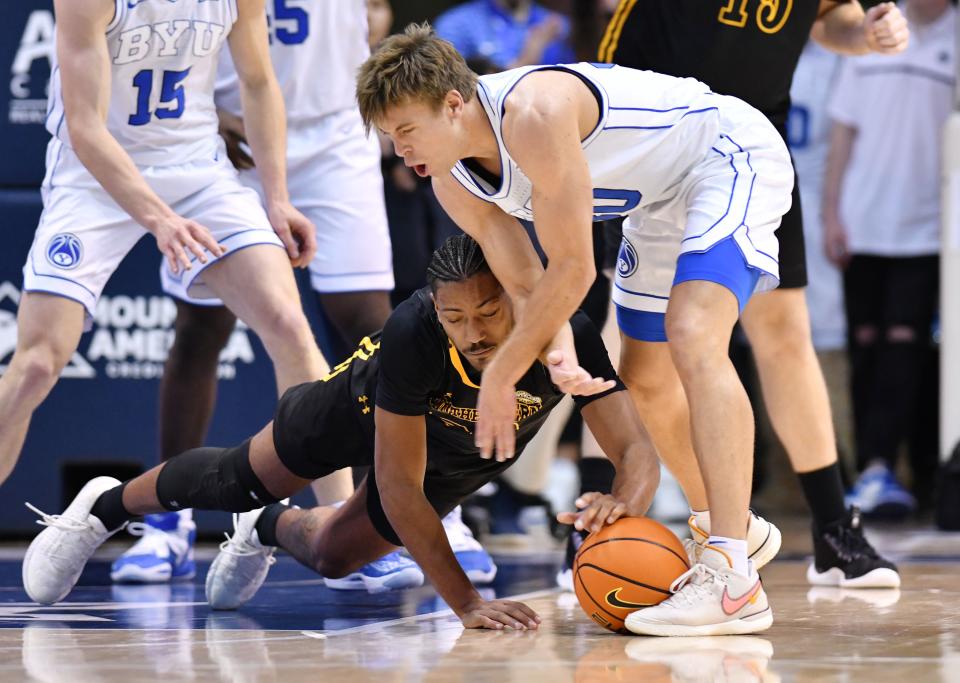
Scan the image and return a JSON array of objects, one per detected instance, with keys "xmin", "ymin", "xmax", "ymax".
[
  {"xmin": 359, "ymin": 25, "xmax": 794, "ymax": 635},
  {"xmin": 0, "ymin": 0, "xmax": 329, "ymax": 494}
]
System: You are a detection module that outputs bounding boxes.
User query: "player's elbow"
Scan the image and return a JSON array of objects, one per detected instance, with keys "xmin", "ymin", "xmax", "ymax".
[
  {"xmin": 63, "ymin": 112, "xmax": 103, "ymax": 159},
  {"xmin": 558, "ymin": 257, "xmax": 596, "ymax": 300}
]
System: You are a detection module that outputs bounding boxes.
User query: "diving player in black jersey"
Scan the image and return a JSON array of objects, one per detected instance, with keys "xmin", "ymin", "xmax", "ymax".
[
  {"xmin": 597, "ymin": 0, "xmax": 906, "ymax": 588},
  {"xmin": 21, "ymin": 235, "xmax": 661, "ymax": 631}
]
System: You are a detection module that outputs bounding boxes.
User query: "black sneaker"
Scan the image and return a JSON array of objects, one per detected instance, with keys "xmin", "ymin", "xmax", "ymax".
[
  {"xmin": 806, "ymin": 507, "xmax": 900, "ymax": 588},
  {"xmin": 555, "ymin": 528, "xmax": 586, "ymax": 591}
]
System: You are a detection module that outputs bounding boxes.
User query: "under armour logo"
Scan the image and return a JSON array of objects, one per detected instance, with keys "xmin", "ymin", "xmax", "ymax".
[
  {"xmin": 249, "ymin": 490, "xmax": 261, "ymax": 502},
  {"xmin": 169, "ymin": 500, "xmax": 180, "ymax": 509}
]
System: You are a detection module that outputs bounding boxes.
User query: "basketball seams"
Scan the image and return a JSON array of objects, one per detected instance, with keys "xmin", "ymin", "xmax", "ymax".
[
  {"xmin": 574, "ymin": 565, "xmax": 628, "ymax": 632},
  {"xmin": 577, "ymin": 536, "xmax": 691, "ymax": 568},
  {"xmin": 576, "ymin": 562, "xmax": 673, "ymax": 596}
]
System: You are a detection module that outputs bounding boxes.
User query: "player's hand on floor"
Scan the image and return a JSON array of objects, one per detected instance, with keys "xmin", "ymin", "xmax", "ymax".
[
  {"xmin": 864, "ymin": 2, "xmax": 909, "ymax": 54},
  {"xmin": 557, "ymin": 492, "xmax": 628, "ymax": 533},
  {"xmin": 152, "ymin": 214, "xmax": 226, "ymax": 276},
  {"xmin": 459, "ymin": 598, "xmax": 541, "ymax": 631},
  {"xmin": 268, "ymin": 201, "xmax": 317, "ymax": 268},
  {"xmin": 546, "ymin": 350, "xmax": 616, "ymax": 396},
  {"xmin": 476, "ymin": 372, "xmax": 518, "ymax": 462}
]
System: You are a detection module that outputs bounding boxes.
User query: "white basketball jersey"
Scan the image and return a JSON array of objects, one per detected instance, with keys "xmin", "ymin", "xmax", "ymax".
[
  {"xmin": 216, "ymin": 0, "xmax": 369, "ymax": 123},
  {"xmin": 452, "ymin": 63, "xmax": 726, "ymax": 221},
  {"xmin": 46, "ymin": 0, "xmax": 234, "ymax": 167}
]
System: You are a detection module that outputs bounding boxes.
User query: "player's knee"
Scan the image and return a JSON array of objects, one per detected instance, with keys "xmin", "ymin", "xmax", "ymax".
[
  {"xmin": 256, "ymin": 303, "xmax": 314, "ymax": 355},
  {"xmin": 664, "ymin": 313, "xmax": 722, "ymax": 370},
  {"xmin": 620, "ymin": 355, "xmax": 673, "ymax": 405},
  {"xmin": 170, "ymin": 304, "xmax": 236, "ymax": 363},
  {"xmin": 10, "ymin": 346, "xmax": 68, "ymax": 396},
  {"xmin": 155, "ymin": 443, "xmax": 281, "ymax": 512}
]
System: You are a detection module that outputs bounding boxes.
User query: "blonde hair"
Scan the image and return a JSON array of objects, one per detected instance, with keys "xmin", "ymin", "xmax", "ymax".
[{"xmin": 356, "ymin": 22, "xmax": 478, "ymax": 131}]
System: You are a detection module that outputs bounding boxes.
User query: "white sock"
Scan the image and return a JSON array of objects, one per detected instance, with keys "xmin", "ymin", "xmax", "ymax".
[
  {"xmin": 176, "ymin": 508, "xmax": 193, "ymax": 523},
  {"xmin": 706, "ymin": 535, "xmax": 749, "ymax": 575}
]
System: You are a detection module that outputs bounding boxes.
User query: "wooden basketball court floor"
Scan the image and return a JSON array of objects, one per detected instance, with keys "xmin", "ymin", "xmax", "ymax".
[{"xmin": 0, "ymin": 520, "xmax": 957, "ymax": 682}]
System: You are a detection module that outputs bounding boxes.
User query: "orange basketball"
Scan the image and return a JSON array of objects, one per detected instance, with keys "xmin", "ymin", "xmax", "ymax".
[{"xmin": 573, "ymin": 517, "xmax": 690, "ymax": 634}]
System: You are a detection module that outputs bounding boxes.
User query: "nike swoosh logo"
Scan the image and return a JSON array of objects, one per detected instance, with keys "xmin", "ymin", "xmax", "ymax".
[
  {"xmin": 605, "ymin": 588, "xmax": 654, "ymax": 610},
  {"xmin": 721, "ymin": 580, "xmax": 763, "ymax": 616}
]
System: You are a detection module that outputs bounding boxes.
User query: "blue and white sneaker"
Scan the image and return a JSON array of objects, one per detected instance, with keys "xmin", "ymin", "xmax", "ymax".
[
  {"xmin": 846, "ymin": 463, "xmax": 916, "ymax": 519},
  {"xmin": 323, "ymin": 551, "xmax": 424, "ymax": 593},
  {"xmin": 111, "ymin": 511, "xmax": 196, "ymax": 583},
  {"xmin": 442, "ymin": 506, "xmax": 497, "ymax": 584}
]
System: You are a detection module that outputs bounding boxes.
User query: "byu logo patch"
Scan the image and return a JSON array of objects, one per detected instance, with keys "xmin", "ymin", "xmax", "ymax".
[
  {"xmin": 617, "ymin": 238, "xmax": 638, "ymax": 279},
  {"xmin": 46, "ymin": 233, "xmax": 83, "ymax": 270}
]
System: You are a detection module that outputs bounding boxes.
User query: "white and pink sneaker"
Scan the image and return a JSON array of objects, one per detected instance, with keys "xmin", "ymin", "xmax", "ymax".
[{"xmin": 625, "ymin": 546, "xmax": 773, "ymax": 637}]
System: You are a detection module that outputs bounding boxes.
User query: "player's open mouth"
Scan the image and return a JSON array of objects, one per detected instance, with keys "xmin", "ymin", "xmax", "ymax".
[{"xmin": 414, "ymin": 164, "xmax": 428, "ymax": 177}]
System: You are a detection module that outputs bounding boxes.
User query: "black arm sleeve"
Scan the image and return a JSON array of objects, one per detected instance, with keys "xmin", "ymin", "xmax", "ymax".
[
  {"xmin": 374, "ymin": 300, "xmax": 446, "ymax": 416},
  {"xmin": 569, "ymin": 311, "xmax": 627, "ymax": 409}
]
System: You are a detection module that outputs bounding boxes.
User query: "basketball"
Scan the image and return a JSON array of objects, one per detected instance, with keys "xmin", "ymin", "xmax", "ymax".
[{"xmin": 573, "ymin": 517, "xmax": 690, "ymax": 634}]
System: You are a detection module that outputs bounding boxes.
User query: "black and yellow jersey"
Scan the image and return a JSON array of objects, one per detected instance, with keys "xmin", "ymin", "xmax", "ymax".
[{"xmin": 600, "ymin": 0, "xmax": 851, "ymax": 132}]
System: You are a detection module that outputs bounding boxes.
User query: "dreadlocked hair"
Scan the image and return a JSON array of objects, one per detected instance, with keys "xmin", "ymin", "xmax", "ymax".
[{"xmin": 426, "ymin": 234, "xmax": 490, "ymax": 293}]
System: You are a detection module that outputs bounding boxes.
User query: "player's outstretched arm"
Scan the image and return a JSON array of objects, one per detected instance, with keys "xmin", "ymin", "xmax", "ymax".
[
  {"xmin": 52, "ymin": 0, "xmax": 225, "ymax": 274},
  {"xmin": 374, "ymin": 408, "xmax": 540, "ymax": 630},
  {"xmin": 812, "ymin": 1, "xmax": 908, "ymax": 55},
  {"xmin": 229, "ymin": 0, "xmax": 315, "ymax": 267},
  {"xmin": 557, "ymin": 391, "xmax": 661, "ymax": 533}
]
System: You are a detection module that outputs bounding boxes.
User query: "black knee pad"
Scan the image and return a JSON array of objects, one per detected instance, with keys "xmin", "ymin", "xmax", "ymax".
[{"xmin": 155, "ymin": 441, "xmax": 281, "ymax": 512}]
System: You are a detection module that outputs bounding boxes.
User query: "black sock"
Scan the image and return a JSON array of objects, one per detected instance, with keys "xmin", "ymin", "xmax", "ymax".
[
  {"xmin": 254, "ymin": 502, "xmax": 291, "ymax": 547},
  {"xmin": 798, "ymin": 463, "xmax": 848, "ymax": 530},
  {"xmin": 579, "ymin": 457, "xmax": 616, "ymax": 496},
  {"xmin": 90, "ymin": 482, "xmax": 133, "ymax": 531}
]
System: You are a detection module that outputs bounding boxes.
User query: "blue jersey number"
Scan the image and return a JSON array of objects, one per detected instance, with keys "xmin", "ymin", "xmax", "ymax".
[
  {"xmin": 129, "ymin": 68, "xmax": 190, "ymax": 126},
  {"xmin": 273, "ymin": 0, "xmax": 309, "ymax": 45},
  {"xmin": 593, "ymin": 188, "xmax": 642, "ymax": 221},
  {"xmin": 786, "ymin": 104, "xmax": 810, "ymax": 150}
]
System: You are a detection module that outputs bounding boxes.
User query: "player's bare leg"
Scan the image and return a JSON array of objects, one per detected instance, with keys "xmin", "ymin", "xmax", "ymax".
[
  {"xmin": 665, "ymin": 281, "xmax": 752, "ymax": 543},
  {"xmin": 318, "ymin": 290, "xmax": 393, "ymax": 349},
  {"xmin": 159, "ymin": 302, "xmax": 237, "ymax": 460},
  {"xmin": 740, "ymin": 288, "xmax": 836, "ymax": 473},
  {"xmin": 202, "ymin": 245, "xmax": 354, "ymax": 504},
  {"xmin": 274, "ymin": 477, "xmax": 400, "ymax": 579},
  {"xmin": 617, "ymin": 339, "xmax": 708, "ymax": 511},
  {"xmin": 0, "ymin": 294, "xmax": 85, "ymax": 485},
  {"xmin": 742, "ymin": 286, "xmax": 899, "ymax": 588}
]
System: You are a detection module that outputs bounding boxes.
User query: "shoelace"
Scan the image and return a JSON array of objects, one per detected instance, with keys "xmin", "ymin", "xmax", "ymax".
[
  {"xmin": 830, "ymin": 523, "xmax": 879, "ymax": 562},
  {"xmin": 25, "ymin": 503, "xmax": 91, "ymax": 533},
  {"xmin": 218, "ymin": 515, "xmax": 276, "ymax": 564},
  {"xmin": 663, "ymin": 562, "xmax": 726, "ymax": 607}
]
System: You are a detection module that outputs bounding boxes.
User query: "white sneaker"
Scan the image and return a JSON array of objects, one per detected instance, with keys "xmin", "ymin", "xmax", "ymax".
[
  {"xmin": 624, "ymin": 546, "xmax": 773, "ymax": 637},
  {"xmin": 442, "ymin": 506, "xmax": 497, "ymax": 584},
  {"xmin": 205, "ymin": 508, "xmax": 277, "ymax": 610},
  {"xmin": 22, "ymin": 477, "xmax": 125, "ymax": 605},
  {"xmin": 688, "ymin": 510, "xmax": 782, "ymax": 569}
]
